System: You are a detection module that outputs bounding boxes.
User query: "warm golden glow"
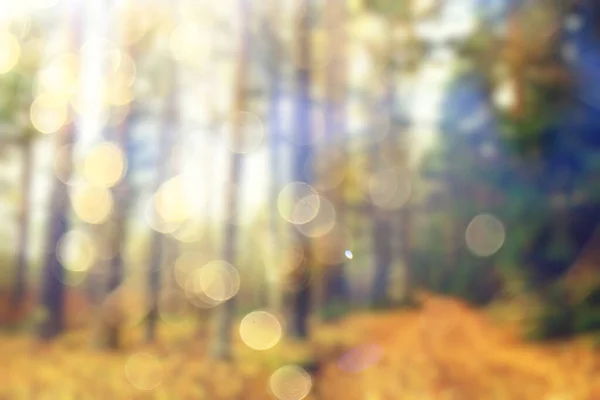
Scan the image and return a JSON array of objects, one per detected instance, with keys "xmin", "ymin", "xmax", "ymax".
[
  {"xmin": 171, "ymin": 218, "xmax": 205, "ymax": 243},
  {"xmin": 173, "ymin": 251, "xmax": 204, "ymax": 289},
  {"xmin": 296, "ymin": 196, "xmax": 336, "ymax": 238},
  {"xmin": 261, "ymin": 238, "xmax": 305, "ymax": 279},
  {"xmin": 101, "ymin": 282, "xmax": 149, "ymax": 329},
  {"xmin": 108, "ymin": 49, "xmax": 137, "ymax": 87},
  {"xmin": 239, "ymin": 311, "xmax": 283, "ymax": 350},
  {"xmin": 154, "ymin": 175, "xmax": 195, "ymax": 224},
  {"xmin": 124, "ymin": 353, "xmax": 163, "ymax": 391},
  {"xmin": 30, "ymin": 93, "xmax": 69, "ymax": 134},
  {"xmin": 29, "ymin": 0, "xmax": 60, "ymax": 9},
  {"xmin": 71, "ymin": 184, "xmax": 114, "ymax": 224},
  {"xmin": 83, "ymin": 142, "xmax": 127, "ymax": 188},
  {"xmin": 158, "ymin": 290, "xmax": 189, "ymax": 324},
  {"xmin": 183, "ymin": 260, "xmax": 240, "ymax": 305},
  {"xmin": 144, "ymin": 194, "xmax": 182, "ymax": 234},
  {"xmin": 197, "ymin": 261, "xmax": 240, "ymax": 302},
  {"xmin": 56, "ymin": 229, "xmax": 97, "ymax": 272},
  {"xmin": 37, "ymin": 53, "xmax": 80, "ymax": 101},
  {"xmin": 0, "ymin": 31, "xmax": 21, "ymax": 74},
  {"xmin": 269, "ymin": 365, "xmax": 312, "ymax": 400},
  {"xmin": 278, "ymin": 182, "xmax": 321, "ymax": 225},
  {"xmin": 169, "ymin": 23, "xmax": 212, "ymax": 65},
  {"xmin": 106, "ymin": 84, "xmax": 134, "ymax": 106},
  {"xmin": 113, "ymin": 2, "xmax": 150, "ymax": 46}
]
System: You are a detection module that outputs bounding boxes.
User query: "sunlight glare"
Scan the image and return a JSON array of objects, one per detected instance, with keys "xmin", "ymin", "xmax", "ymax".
[
  {"xmin": 82, "ymin": 142, "xmax": 127, "ymax": 188},
  {"xmin": 0, "ymin": 31, "xmax": 21, "ymax": 74}
]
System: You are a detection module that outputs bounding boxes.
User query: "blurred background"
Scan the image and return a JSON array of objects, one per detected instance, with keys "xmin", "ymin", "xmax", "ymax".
[{"xmin": 1, "ymin": 0, "xmax": 600, "ymax": 398}]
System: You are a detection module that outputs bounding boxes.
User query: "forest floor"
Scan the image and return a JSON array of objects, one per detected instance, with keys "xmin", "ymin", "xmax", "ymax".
[{"xmin": 2, "ymin": 293, "xmax": 600, "ymax": 399}]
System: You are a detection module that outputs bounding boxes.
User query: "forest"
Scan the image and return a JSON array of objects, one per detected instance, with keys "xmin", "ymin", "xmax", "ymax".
[{"xmin": 1, "ymin": 0, "xmax": 600, "ymax": 399}]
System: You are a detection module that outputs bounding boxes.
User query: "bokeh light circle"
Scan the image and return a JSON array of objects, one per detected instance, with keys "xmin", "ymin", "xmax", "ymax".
[
  {"xmin": 277, "ymin": 182, "xmax": 321, "ymax": 225},
  {"xmin": 30, "ymin": 93, "xmax": 69, "ymax": 134},
  {"xmin": 184, "ymin": 260, "xmax": 240, "ymax": 305},
  {"xmin": 71, "ymin": 184, "xmax": 113, "ymax": 224},
  {"xmin": 154, "ymin": 175, "xmax": 195, "ymax": 224},
  {"xmin": 0, "ymin": 31, "xmax": 21, "ymax": 74},
  {"xmin": 56, "ymin": 229, "xmax": 97, "ymax": 272},
  {"xmin": 295, "ymin": 196, "xmax": 336, "ymax": 238},
  {"xmin": 37, "ymin": 53, "xmax": 79, "ymax": 100},
  {"xmin": 368, "ymin": 168, "xmax": 411, "ymax": 210},
  {"xmin": 239, "ymin": 311, "xmax": 283, "ymax": 350},
  {"xmin": 83, "ymin": 141, "xmax": 127, "ymax": 188},
  {"xmin": 144, "ymin": 194, "xmax": 182, "ymax": 234},
  {"xmin": 198, "ymin": 260, "xmax": 240, "ymax": 302},
  {"xmin": 465, "ymin": 213, "xmax": 506, "ymax": 257},
  {"xmin": 124, "ymin": 353, "xmax": 163, "ymax": 391},
  {"xmin": 169, "ymin": 23, "xmax": 212, "ymax": 64},
  {"xmin": 269, "ymin": 365, "xmax": 312, "ymax": 400}
]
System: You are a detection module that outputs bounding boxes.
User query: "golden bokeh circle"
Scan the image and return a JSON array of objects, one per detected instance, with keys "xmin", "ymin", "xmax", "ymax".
[
  {"xmin": 277, "ymin": 182, "xmax": 321, "ymax": 225},
  {"xmin": 269, "ymin": 365, "xmax": 312, "ymax": 400},
  {"xmin": 30, "ymin": 93, "xmax": 69, "ymax": 134},
  {"xmin": 83, "ymin": 142, "xmax": 127, "ymax": 188},
  {"xmin": 124, "ymin": 353, "xmax": 163, "ymax": 391},
  {"xmin": 71, "ymin": 184, "xmax": 114, "ymax": 224},
  {"xmin": 56, "ymin": 229, "xmax": 97, "ymax": 272},
  {"xmin": 0, "ymin": 31, "xmax": 21, "ymax": 74},
  {"xmin": 239, "ymin": 311, "xmax": 283, "ymax": 351}
]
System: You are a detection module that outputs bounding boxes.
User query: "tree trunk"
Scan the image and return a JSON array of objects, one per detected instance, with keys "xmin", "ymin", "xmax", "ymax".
[
  {"xmin": 101, "ymin": 107, "xmax": 134, "ymax": 349},
  {"xmin": 38, "ymin": 126, "xmax": 75, "ymax": 339},
  {"xmin": 371, "ymin": 208, "xmax": 393, "ymax": 306},
  {"xmin": 11, "ymin": 137, "xmax": 33, "ymax": 311},
  {"xmin": 287, "ymin": 0, "xmax": 313, "ymax": 340},
  {"xmin": 507, "ymin": 5, "xmax": 526, "ymax": 120},
  {"xmin": 146, "ymin": 62, "xmax": 178, "ymax": 343},
  {"xmin": 265, "ymin": 8, "xmax": 283, "ymax": 314},
  {"xmin": 209, "ymin": 0, "xmax": 250, "ymax": 359},
  {"xmin": 321, "ymin": 0, "xmax": 350, "ymax": 321}
]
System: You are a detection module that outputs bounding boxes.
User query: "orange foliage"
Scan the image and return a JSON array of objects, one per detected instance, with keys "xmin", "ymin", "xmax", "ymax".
[{"xmin": 1, "ymin": 295, "xmax": 600, "ymax": 399}]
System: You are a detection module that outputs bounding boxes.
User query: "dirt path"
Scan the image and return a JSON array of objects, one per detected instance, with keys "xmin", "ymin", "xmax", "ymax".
[{"xmin": 318, "ymin": 296, "xmax": 600, "ymax": 400}]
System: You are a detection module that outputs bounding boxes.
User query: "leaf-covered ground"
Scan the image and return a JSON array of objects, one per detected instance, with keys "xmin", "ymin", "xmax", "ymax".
[{"xmin": 2, "ymin": 295, "xmax": 600, "ymax": 399}]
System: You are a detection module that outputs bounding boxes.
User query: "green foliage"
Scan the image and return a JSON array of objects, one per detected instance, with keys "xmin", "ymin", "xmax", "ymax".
[
  {"xmin": 529, "ymin": 283, "xmax": 600, "ymax": 340},
  {"xmin": 321, "ymin": 300, "xmax": 350, "ymax": 321},
  {"xmin": 363, "ymin": 0, "xmax": 410, "ymax": 18}
]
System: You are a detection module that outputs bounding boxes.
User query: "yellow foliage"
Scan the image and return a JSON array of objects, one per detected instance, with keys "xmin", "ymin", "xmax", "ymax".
[{"xmin": 1, "ymin": 296, "xmax": 599, "ymax": 399}]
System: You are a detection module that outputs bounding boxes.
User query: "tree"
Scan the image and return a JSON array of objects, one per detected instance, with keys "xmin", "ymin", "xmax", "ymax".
[
  {"xmin": 145, "ymin": 58, "xmax": 178, "ymax": 343},
  {"xmin": 263, "ymin": 2, "xmax": 285, "ymax": 314},
  {"xmin": 320, "ymin": 0, "xmax": 351, "ymax": 320},
  {"xmin": 286, "ymin": 0, "xmax": 314, "ymax": 340},
  {"xmin": 0, "ymin": 23, "xmax": 44, "ymax": 313},
  {"xmin": 99, "ymin": 102, "xmax": 136, "ymax": 349},
  {"xmin": 37, "ymin": 6, "xmax": 82, "ymax": 340},
  {"xmin": 209, "ymin": 0, "xmax": 251, "ymax": 359}
]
